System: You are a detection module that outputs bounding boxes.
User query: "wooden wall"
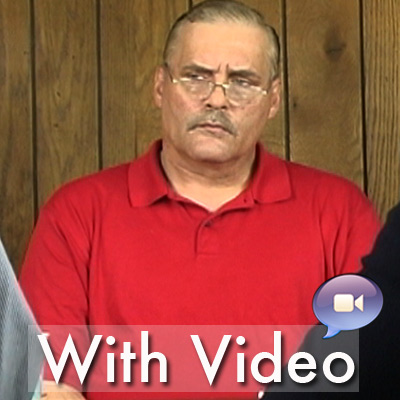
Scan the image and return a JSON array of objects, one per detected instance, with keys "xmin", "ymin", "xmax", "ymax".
[{"xmin": 1, "ymin": 0, "xmax": 399, "ymax": 272}]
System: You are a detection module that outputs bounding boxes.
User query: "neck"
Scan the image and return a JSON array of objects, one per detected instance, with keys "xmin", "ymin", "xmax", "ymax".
[{"xmin": 160, "ymin": 145, "xmax": 256, "ymax": 211}]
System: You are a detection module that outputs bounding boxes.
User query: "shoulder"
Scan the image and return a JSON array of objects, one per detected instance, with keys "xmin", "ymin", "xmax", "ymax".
[
  {"xmin": 42, "ymin": 163, "xmax": 131, "ymax": 216},
  {"xmin": 32, "ymin": 163, "xmax": 132, "ymax": 247},
  {"xmin": 260, "ymin": 152, "xmax": 379, "ymax": 222},
  {"xmin": 257, "ymin": 146, "xmax": 367, "ymax": 204},
  {"xmin": 283, "ymin": 160, "xmax": 379, "ymax": 226},
  {"xmin": 285, "ymin": 160, "xmax": 364, "ymax": 197}
]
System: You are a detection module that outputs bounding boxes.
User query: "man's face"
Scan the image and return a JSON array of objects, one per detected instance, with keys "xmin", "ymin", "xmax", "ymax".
[{"xmin": 154, "ymin": 21, "xmax": 280, "ymax": 164}]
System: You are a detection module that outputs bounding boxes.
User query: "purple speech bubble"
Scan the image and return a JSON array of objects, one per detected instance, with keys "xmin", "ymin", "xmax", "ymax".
[{"xmin": 313, "ymin": 274, "xmax": 383, "ymax": 339}]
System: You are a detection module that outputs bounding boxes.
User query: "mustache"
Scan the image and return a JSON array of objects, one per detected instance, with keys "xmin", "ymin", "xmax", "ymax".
[{"xmin": 186, "ymin": 110, "xmax": 238, "ymax": 136}]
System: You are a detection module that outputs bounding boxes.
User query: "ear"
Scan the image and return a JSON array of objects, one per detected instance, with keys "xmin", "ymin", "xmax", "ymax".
[
  {"xmin": 267, "ymin": 78, "xmax": 281, "ymax": 119},
  {"xmin": 153, "ymin": 65, "xmax": 165, "ymax": 108}
]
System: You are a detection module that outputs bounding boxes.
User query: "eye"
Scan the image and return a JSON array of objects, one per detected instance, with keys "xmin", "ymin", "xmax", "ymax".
[
  {"xmin": 184, "ymin": 72, "xmax": 208, "ymax": 82},
  {"xmin": 231, "ymin": 78, "xmax": 253, "ymax": 88}
]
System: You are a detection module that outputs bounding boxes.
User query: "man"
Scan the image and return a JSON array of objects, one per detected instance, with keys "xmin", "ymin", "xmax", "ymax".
[
  {"xmin": 0, "ymin": 239, "xmax": 42, "ymax": 400},
  {"xmin": 20, "ymin": 0, "xmax": 380, "ymax": 398},
  {"xmin": 264, "ymin": 202, "xmax": 400, "ymax": 399}
]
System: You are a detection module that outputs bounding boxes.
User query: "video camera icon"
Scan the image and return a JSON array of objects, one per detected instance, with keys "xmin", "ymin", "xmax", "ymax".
[
  {"xmin": 313, "ymin": 275, "xmax": 383, "ymax": 338},
  {"xmin": 333, "ymin": 294, "xmax": 364, "ymax": 313}
]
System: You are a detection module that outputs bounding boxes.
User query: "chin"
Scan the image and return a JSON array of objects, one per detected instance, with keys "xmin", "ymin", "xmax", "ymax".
[
  {"xmin": 185, "ymin": 136, "xmax": 235, "ymax": 163},
  {"xmin": 188, "ymin": 148, "xmax": 234, "ymax": 164}
]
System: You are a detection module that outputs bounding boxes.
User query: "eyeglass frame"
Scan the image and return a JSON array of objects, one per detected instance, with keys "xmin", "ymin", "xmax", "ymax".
[{"xmin": 163, "ymin": 63, "xmax": 270, "ymax": 106}]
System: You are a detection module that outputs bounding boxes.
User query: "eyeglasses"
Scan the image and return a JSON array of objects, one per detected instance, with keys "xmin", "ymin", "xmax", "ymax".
[{"xmin": 164, "ymin": 64, "xmax": 269, "ymax": 106}]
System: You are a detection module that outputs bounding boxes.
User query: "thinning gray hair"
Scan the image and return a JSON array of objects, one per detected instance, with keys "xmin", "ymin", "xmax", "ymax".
[{"xmin": 163, "ymin": 0, "xmax": 280, "ymax": 81}]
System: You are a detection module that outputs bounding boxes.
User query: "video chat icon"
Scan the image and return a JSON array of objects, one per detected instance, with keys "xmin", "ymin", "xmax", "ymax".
[
  {"xmin": 333, "ymin": 294, "xmax": 364, "ymax": 313},
  {"xmin": 313, "ymin": 274, "xmax": 383, "ymax": 338}
]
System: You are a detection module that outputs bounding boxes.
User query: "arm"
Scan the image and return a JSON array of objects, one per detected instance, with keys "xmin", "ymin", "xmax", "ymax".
[
  {"xmin": 320, "ymin": 180, "xmax": 381, "ymax": 278},
  {"xmin": 20, "ymin": 186, "xmax": 93, "ymax": 393}
]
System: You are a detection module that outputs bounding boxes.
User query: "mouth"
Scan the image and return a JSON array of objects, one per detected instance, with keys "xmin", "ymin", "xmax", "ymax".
[{"xmin": 193, "ymin": 123, "xmax": 232, "ymax": 136}]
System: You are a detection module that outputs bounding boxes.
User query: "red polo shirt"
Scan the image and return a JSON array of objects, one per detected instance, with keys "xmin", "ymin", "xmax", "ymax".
[{"xmin": 20, "ymin": 140, "xmax": 380, "ymax": 396}]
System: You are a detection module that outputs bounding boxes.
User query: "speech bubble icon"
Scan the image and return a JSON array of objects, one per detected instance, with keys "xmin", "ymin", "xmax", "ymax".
[{"xmin": 312, "ymin": 274, "xmax": 383, "ymax": 339}]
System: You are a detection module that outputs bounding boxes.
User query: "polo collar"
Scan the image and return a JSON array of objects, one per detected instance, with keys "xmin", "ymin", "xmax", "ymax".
[
  {"xmin": 128, "ymin": 140, "xmax": 169, "ymax": 207},
  {"xmin": 249, "ymin": 143, "xmax": 292, "ymax": 204},
  {"xmin": 128, "ymin": 140, "xmax": 292, "ymax": 207}
]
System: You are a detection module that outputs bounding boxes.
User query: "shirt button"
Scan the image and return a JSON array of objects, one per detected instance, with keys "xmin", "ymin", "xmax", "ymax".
[{"xmin": 204, "ymin": 221, "xmax": 212, "ymax": 227}]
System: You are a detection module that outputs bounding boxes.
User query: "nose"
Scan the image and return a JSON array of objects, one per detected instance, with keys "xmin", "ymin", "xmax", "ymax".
[{"xmin": 204, "ymin": 83, "xmax": 229, "ymax": 109}]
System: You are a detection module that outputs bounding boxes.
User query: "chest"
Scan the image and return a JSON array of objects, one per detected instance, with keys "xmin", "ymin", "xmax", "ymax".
[{"xmin": 87, "ymin": 203, "xmax": 325, "ymax": 325}]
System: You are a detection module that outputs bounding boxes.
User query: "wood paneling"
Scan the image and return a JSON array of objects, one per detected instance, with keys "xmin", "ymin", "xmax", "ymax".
[
  {"xmin": 363, "ymin": 0, "xmax": 400, "ymax": 219},
  {"xmin": 286, "ymin": 0, "xmax": 364, "ymax": 188},
  {"xmin": 0, "ymin": 0, "xmax": 399, "ymax": 270},
  {"xmin": 0, "ymin": 0, "xmax": 34, "ymax": 270},
  {"xmin": 101, "ymin": 0, "xmax": 188, "ymax": 166},
  {"xmin": 35, "ymin": 0, "xmax": 99, "ymax": 207},
  {"xmin": 193, "ymin": 0, "xmax": 287, "ymax": 158}
]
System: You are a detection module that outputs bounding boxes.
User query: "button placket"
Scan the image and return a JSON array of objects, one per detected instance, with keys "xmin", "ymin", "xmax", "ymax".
[{"xmin": 196, "ymin": 217, "xmax": 220, "ymax": 254}]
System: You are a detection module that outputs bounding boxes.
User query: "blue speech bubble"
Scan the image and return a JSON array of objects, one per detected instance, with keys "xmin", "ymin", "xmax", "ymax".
[{"xmin": 312, "ymin": 274, "xmax": 383, "ymax": 339}]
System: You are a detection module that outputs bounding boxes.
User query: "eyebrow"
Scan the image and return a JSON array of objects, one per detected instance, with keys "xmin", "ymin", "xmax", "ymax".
[
  {"xmin": 180, "ymin": 63, "xmax": 262, "ymax": 82},
  {"xmin": 180, "ymin": 64, "xmax": 215, "ymax": 75}
]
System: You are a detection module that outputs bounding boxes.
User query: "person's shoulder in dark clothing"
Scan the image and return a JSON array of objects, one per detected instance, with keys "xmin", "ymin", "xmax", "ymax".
[{"xmin": 263, "ymin": 202, "xmax": 400, "ymax": 399}]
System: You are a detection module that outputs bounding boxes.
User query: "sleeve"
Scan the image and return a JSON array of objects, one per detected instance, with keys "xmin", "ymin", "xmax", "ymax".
[
  {"xmin": 19, "ymin": 188, "xmax": 93, "ymax": 392},
  {"xmin": 321, "ymin": 180, "xmax": 382, "ymax": 278}
]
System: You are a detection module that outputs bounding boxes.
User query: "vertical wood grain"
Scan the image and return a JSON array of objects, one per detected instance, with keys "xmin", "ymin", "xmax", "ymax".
[
  {"xmin": 363, "ymin": 0, "xmax": 400, "ymax": 220},
  {"xmin": 2, "ymin": 0, "xmax": 399, "ymax": 271},
  {"xmin": 35, "ymin": 0, "xmax": 99, "ymax": 207},
  {"xmin": 0, "ymin": 0, "xmax": 34, "ymax": 271},
  {"xmin": 286, "ymin": 0, "xmax": 364, "ymax": 188},
  {"xmin": 192, "ymin": 0, "xmax": 287, "ymax": 158},
  {"xmin": 101, "ymin": 0, "xmax": 189, "ymax": 166}
]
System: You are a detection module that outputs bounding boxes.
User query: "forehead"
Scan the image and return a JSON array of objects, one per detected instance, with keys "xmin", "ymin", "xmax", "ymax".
[{"xmin": 170, "ymin": 21, "xmax": 270, "ymax": 74}]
